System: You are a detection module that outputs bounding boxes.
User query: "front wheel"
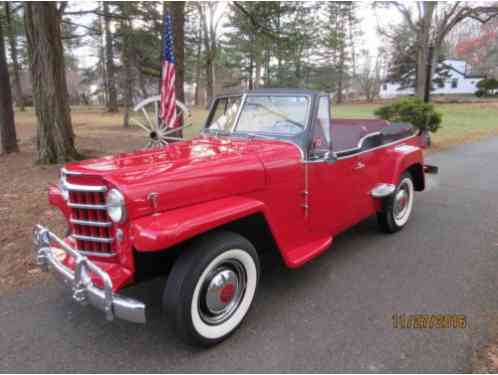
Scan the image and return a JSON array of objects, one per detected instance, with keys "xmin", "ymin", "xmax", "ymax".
[
  {"xmin": 163, "ymin": 231, "xmax": 260, "ymax": 346},
  {"xmin": 377, "ymin": 172, "xmax": 414, "ymax": 233}
]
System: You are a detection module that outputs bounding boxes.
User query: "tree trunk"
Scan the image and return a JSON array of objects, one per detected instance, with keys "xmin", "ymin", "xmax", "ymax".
[
  {"xmin": 103, "ymin": 1, "xmax": 118, "ymax": 112},
  {"xmin": 194, "ymin": 17, "xmax": 202, "ymax": 106},
  {"xmin": 24, "ymin": 3, "xmax": 79, "ymax": 164},
  {"xmin": 198, "ymin": 3, "xmax": 215, "ymax": 105},
  {"xmin": 197, "ymin": 2, "xmax": 217, "ymax": 105},
  {"xmin": 121, "ymin": 6, "xmax": 133, "ymax": 128},
  {"xmin": 337, "ymin": 39, "xmax": 345, "ymax": 104},
  {"xmin": 170, "ymin": 1, "xmax": 184, "ymax": 136},
  {"xmin": 254, "ymin": 55, "xmax": 262, "ymax": 89},
  {"xmin": 205, "ymin": 55, "xmax": 214, "ymax": 105},
  {"xmin": 265, "ymin": 46, "xmax": 271, "ymax": 87},
  {"xmin": 415, "ymin": 2, "xmax": 435, "ymax": 98},
  {"xmin": 0, "ymin": 20, "xmax": 18, "ymax": 154},
  {"xmin": 4, "ymin": 2, "xmax": 25, "ymax": 112},
  {"xmin": 248, "ymin": 54, "xmax": 254, "ymax": 89},
  {"xmin": 348, "ymin": 7, "xmax": 357, "ymax": 79},
  {"xmin": 170, "ymin": 2, "xmax": 185, "ymax": 104}
]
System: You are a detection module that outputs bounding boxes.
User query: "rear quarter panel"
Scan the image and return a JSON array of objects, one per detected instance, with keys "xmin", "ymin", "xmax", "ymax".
[{"xmin": 378, "ymin": 136, "xmax": 425, "ymax": 186}]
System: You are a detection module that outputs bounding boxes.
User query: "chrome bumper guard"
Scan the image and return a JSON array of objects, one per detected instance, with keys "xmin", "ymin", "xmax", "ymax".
[
  {"xmin": 424, "ymin": 164, "xmax": 439, "ymax": 191},
  {"xmin": 33, "ymin": 224, "xmax": 146, "ymax": 323}
]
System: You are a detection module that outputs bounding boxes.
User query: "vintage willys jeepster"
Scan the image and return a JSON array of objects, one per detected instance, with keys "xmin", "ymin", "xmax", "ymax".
[{"xmin": 34, "ymin": 89, "xmax": 436, "ymax": 346}]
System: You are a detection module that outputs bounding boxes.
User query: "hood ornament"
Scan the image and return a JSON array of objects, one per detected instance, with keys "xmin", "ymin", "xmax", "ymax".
[{"xmin": 147, "ymin": 192, "xmax": 160, "ymax": 210}]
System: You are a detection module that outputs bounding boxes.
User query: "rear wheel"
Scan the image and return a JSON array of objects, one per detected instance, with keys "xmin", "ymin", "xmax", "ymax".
[
  {"xmin": 163, "ymin": 231, "xmax": 260, "ymax": 346},
  {"xmin": 377, "ymin": 172, "xmax": 414, "ymax": 233}
]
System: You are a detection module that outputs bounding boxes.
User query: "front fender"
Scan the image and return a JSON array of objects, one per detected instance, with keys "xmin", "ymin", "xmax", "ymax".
[
  {"xmin": 129, "ymin": 196, "xmax": 268, "ymax": 252},
  {"xmin": 48, "ymin": 184, "xmax": 71, "ymax": 218}
]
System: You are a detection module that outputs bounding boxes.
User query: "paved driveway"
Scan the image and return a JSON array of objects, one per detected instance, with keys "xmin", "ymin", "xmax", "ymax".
[{"xmin": 2, "ymin": 138, "xmax": 498, "ymax": 371}]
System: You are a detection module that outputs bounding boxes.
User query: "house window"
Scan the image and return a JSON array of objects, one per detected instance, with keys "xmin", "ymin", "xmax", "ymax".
[
  {"xmin": 451, "ymin": 78, "xmax": 458, "ymax": 88},
  {"xmin": 382, "ymin": 84, "xmax": 387, "ymax": 91}
]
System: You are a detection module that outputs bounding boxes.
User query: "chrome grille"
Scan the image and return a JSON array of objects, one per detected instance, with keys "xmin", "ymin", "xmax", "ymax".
[{"xmin": 63, "ymin": 170, "xmax": 116, "ymax": 256}]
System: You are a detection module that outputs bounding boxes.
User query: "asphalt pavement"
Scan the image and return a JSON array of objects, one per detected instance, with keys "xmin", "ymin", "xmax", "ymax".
[{"xmin": 2, "ymin": 137, "xmax": 498, "ymax": 371}]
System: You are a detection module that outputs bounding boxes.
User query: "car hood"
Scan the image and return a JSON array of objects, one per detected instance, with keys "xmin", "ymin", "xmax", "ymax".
[{"xmin": 63, "ymin": 136, "xmax": 299, "ymax": 219}]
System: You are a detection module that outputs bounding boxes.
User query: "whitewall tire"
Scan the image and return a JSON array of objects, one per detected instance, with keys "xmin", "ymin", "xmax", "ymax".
[
  {"xmin": 377, "ymin": 172, "xmax": 414, "ymax": 233},
  {"xmin": 163, "ymin": 231, "xmax": 260, "ymax": 346}
]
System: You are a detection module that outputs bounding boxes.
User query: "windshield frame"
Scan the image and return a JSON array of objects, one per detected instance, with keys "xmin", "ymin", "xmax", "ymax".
[
  {"xmin": 202, "ymin": 94, "xmax": 246, "ymax": 135},
  {"xmin": 203, "ymin": 93, "xmax": 313, "ymax": 137}
]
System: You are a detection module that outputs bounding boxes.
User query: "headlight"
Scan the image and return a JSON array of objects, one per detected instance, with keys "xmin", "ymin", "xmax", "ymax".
[{"xmin": 106, "ymin": 189, "xmax": 126, "ymax": 223}]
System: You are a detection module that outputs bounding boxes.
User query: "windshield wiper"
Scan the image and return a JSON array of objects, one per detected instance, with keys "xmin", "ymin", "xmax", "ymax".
[
  {"xmin": 251, "ymin": 102, "xmax": 305, "ymax": 129},
  {"xmin": 244, "ymin": 132, "xmax": 273, "ymax": 140}
]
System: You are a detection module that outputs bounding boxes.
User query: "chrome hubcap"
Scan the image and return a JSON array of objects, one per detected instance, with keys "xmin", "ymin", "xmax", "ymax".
[
  {"xmin": 199, "ymin": 260, "xmax": 246, "ymax": 325},
  {"xmin": 394, "ymin": 184, "xmax": 409, "ymax": 220}
]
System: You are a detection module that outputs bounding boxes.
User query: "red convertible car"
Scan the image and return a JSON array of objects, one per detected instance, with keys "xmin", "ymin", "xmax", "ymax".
[{"xmin": 33, "ymin": 89, "xmax": 436, "ymax": 346}]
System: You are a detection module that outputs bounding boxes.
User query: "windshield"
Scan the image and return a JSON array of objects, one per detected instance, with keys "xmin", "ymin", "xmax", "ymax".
[{"xmin": 235, "ymin": 95, "xmax": 309, "ymax": 135}]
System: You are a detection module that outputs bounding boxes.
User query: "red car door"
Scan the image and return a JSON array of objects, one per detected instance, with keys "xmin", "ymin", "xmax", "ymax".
[
  {"xmin": 307, "ymin": 157, "xmax": 362, "ymax": 235},
  {"xmin": 306, "ymin": 96, "xmax": 361, "ymax": 236}
]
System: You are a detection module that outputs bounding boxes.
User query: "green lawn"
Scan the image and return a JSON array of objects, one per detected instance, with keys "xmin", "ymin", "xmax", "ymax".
[{"xmin": 332, "ymin": 102, "xmax": 498, "ymax": 149}]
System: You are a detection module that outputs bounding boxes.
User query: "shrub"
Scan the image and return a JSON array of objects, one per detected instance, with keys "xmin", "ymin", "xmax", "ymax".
[
  {"xmin": 476, "ymin": 78, "xmax": 498, "ymax": 97},
  {"xmin": 374, "ymin": 97, "xmax": 442, "ymax": 133},
  {"xmin": 475, "ymin": 89, "xmax": 486, "ymax": 98}
]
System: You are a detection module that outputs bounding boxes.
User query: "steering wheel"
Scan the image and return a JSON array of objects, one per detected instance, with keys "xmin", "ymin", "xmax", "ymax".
[{"xmin": 272, "ymin": 120, "xmax": 303, "ymax": 134}]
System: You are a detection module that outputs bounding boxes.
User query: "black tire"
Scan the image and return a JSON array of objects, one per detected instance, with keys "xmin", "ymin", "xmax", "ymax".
[
  {"xmin": 163, "ymin": 230, "xmax": 260, "ymax": 347},
  {"xmin": 377, "ymin": 172, "xmax": 415, "ymax": 233}
]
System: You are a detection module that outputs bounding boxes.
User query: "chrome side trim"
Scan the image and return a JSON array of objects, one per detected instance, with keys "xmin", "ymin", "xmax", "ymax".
[
  {"xmin": 62, "ymin": 179, "xmax": 107, "ymax": 193},
  {"xmin": 72, "ymin": 234, "xmax": 114, "ymax": 243},
  {"xmin": 68, "ymin": 202, "xmax": 107, "ymax": 210},
  {"xmin": 336, "ymin": 134, "xmax": 417, "ymax": 160},
  {"xmin": 33, "ymin": 225, "xmax": 146, "ymax": 323},
  {"xmin": 70, "ymin": 218, "xmax": 112, "ymax": 227},
  {"xmin": 61, "ymin": 168, "xmax": 83, "ymax": 176}
]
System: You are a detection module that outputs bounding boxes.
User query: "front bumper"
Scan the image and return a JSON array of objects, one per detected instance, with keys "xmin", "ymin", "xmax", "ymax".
[{"xmin": 33, "ymin": 224, "xmax": 146, "ymax": 323}]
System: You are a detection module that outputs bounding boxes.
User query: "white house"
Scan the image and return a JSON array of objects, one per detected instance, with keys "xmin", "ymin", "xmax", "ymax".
[{"xmin": 380, "ymin": 59, "xmax": 484, "ymax": 98}]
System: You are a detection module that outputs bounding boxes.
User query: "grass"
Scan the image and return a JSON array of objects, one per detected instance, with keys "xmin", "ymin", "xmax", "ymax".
[{"xmin": 333, "ymin": 101, "xmax": 498, "ymax": 150}]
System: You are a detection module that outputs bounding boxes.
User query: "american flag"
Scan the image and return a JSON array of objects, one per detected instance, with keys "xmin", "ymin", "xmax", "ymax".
[{"xmin": 160, "ymin": 10, "xmax": 177, "ymax": 129}]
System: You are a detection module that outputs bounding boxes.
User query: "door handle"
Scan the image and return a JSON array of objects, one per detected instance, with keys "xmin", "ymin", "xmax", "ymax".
[{"xmin": 353, "ymin": 161, "xmax": 365, "ymax": 170}]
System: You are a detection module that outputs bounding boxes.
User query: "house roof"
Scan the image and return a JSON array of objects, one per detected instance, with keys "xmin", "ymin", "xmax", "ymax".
[{"xmin": 441, "ymin": 61, "xmax": 485, "ymax": 80}]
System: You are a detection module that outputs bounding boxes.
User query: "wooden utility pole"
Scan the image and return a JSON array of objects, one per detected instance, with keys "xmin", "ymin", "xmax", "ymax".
[{"xmin": 423, "ymin": 45, "xmax": 434, "ymax": 103}]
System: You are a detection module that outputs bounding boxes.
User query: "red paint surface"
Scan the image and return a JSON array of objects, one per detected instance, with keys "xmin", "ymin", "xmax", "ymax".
[{"xmin": 49, "ymin": 123, "xmax": 425, "ymax": 291}]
